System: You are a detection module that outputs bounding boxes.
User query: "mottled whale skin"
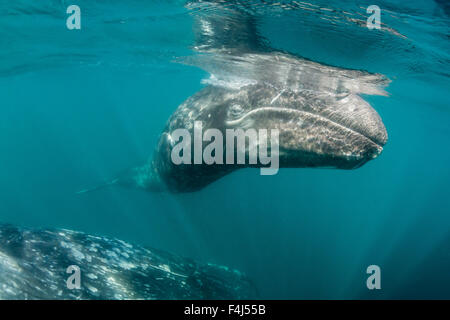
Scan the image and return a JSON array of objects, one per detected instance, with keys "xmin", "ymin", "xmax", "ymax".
[
  {"xmin": 82, "ymin": 0, "xmax": 389, "ymax": 194},
  {"xmin": 0, "ymin": 225, "xmax": 256, "ymax": 299},
  {"xmin": 112, "ymin": 1, "xmax": 390, "ymax": 193}
]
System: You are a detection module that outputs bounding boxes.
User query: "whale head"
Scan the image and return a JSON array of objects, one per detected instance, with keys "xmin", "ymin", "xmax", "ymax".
[
  {"xmin": 181, "ymin": 52, "xmax": 390, "ymax": 173},
  {"xmin": 145, "ymin": 80, "xmax": 388, "ymax": 192},
  {"xmin": 171, "ymin": 81, "xmax": 387, "ymax": 172},
  {"xmin": 222, "ymin": 84, "xmax": 388, "ymax": 170}
]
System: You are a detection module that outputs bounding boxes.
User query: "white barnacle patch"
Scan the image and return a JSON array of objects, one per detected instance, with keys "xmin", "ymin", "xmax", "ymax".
[
  {"xmin": 106, "ymin": 276, "xmax": 132, "ymax": 299},
  {"xmin": 8, "ymin": 280, "xmax": 19, "ymax": 289},
  {"xmin": 88, "ymin": 244, "xmax": 99, "ymax": 252},
  {"xmin": 86, "ymin": 273, "xmax": 98, "ymax": 280},
  {"xmin": 117, "ymin": 239, "xmax": 132, "ymax": 249},
  {"xmin": 71, "ymin": 248, "xmax": 85, "ymax": 261},
  {"xmin": 166, "ymin": 133, "xmax": 175, "ymax": 147},
  {"xmin": 157, "ymin": 264, "xmax": 171, "ymax": 274},
  {"xmin": 60, "ymin": 241, "xmax": 70, "ymax": 249},
  {"xmin": 106, "ymin": 250, "xmax": 119, "ymax": 261},
  {"xmin": 118, "ymin": 260, "xmax": 136, "ymax": 270},
  {"xmin": 107, "ymin": 276, "xmax": 119, "ymax": 286},
  {"xmin": 200, "ymin": 19, "xmax": 214, "ymax": 36},
  {"xmin": 1, "ymin": 284, "xmax": 16, "ymax": 297},
  {"xmin": 86, "ymin": 285, "xmax": 98, "ymax": 294},
  {"xmin": 100, "ymin": 265, "xmax": 112, "ymax": 274},
  {"xmin": 0, "ymin": 251, "xmax": 21, "ymax": 272},
  {"xmin": 61, "ymin": 241, "xmax": 85, "ymax": 261}
]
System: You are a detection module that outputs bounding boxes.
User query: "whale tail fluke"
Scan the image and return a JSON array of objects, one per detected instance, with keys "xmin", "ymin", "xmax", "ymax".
[{"xmin": 75, "ymin": 179, "xmax": 119, "ymax": 195}]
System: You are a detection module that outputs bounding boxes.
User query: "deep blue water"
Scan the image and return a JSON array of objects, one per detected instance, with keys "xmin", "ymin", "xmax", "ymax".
[{"xmin": 0, "ymin": 0, "xmax": 449, "ymax": 299}]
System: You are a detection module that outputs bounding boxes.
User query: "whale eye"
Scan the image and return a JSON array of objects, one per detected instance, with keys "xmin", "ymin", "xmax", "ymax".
[{"xmin": 228, "ymin": 104, "xmax": 244, "ymax": 119}]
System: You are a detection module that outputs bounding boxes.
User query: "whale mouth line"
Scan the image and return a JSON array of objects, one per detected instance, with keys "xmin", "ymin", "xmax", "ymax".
[{"xmin": 226, "ymin": 106, "xmax": 385, "ymax": 150}]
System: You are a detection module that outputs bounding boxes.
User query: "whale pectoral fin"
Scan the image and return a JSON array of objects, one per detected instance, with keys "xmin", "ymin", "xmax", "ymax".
[
  {"xmin": 75, "ymin": 179, "xmax": 118, "ymax": 195},
  {"xmin": 76, "ymin": 162, "xmax": 166, "ymax": 195}
]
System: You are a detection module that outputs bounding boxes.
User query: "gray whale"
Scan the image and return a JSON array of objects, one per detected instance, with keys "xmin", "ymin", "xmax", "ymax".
[
  {"xmin": 80, "ymin": 0, "xmax": 390, "ymax": 193},
  {"xmin": 0, "ymin": 224, "xmax": 256, "ymax": 299}
]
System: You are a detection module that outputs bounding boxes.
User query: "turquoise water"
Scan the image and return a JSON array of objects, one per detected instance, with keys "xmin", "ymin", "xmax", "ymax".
[{"xmin": 0, "ymin": 0, "xmax": 449, "ymax": 299}]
